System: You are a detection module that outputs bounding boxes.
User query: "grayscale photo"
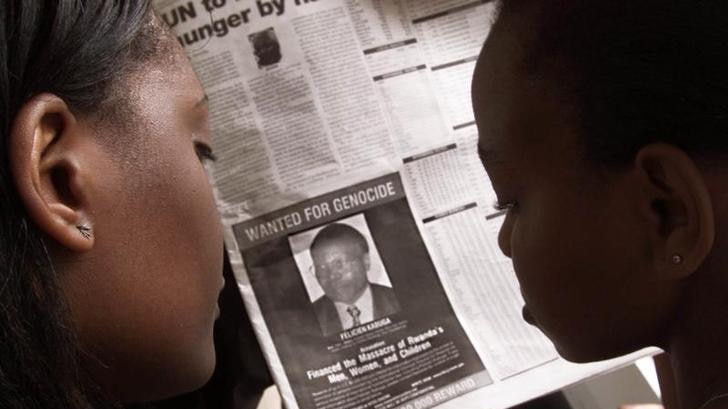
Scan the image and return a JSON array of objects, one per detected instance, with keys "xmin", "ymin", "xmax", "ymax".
[
  {"xmin": 291, "ymin": 215, "xmax": 400, "ymax": 336},
  {"xmin": 249, "ymin": 27, "xmax": 282, "ymax": 68}
]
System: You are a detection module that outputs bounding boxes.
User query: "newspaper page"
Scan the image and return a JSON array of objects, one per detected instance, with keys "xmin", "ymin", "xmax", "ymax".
[{"xmin": 154, "ymin": 1, "xmax": 658, "ymax": 408}]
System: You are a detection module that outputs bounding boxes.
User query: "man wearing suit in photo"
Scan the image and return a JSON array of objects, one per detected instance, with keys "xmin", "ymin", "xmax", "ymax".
[{"xmin": 310, "ymin": 223, "xmax": 400, "ymax": 336}]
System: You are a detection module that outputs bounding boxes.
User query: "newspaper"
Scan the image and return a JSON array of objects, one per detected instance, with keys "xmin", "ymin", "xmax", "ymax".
[{"xmin": 154, "ymin": 1, "xmax": 657, "ymax": 408}]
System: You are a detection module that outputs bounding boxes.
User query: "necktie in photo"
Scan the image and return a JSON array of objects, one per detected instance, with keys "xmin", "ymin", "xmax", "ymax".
[{"xmin": 347, "ymin": 305, "xmax": 361, "ymax": 326}]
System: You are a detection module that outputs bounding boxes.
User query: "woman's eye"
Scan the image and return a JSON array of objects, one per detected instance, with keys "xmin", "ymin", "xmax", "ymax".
[
  {"xmin": 486, "ymin": 200, "xmax": 517, "ymax": 220},
  {"xmin": 493, "ymin": 200, "xmax": 516, "ymax": 212},
  {"xmin": 194, "ymin": 143, "xmax": 218, "ymax": 164}
]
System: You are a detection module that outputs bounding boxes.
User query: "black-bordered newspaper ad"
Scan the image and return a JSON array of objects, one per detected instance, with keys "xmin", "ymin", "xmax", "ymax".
[
  {"xmin": 234, "ymin": 174, "xmax": 490, "ymax": 409},
  {"xmin": 154, "ymin": 0, "xmax": 658, "ymax": 407}
]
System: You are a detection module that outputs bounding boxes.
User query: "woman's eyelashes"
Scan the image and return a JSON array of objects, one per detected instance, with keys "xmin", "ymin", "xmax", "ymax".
[
  {"xmin": 486, "ymin": 200, "xmax": 517, "ymax": 220},
  {"xmin": 194, "ymin": 143, "xmax": 218, "ymax": 164},
  {"xmin": 493, "ymin": 200, "xmax": 517, "ymax": 212}
]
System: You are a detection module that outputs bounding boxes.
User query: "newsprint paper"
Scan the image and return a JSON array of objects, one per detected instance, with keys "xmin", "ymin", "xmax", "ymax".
[{"xmin": 154, "ymin": 1, "xmax": 657, "ymax": 408}]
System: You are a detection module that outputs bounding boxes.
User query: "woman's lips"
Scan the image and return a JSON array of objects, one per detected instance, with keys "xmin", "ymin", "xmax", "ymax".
[
  {"xmin": 214, "ymin": 278, "xmax": 225, "ymax": 319},
  {"xmin": 522, "ymin": 306, "xmax": 537, "ymax": 326}
]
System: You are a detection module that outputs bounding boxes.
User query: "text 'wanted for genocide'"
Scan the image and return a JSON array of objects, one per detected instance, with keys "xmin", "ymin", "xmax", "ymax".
[{"xmin": 244, "ymin": 182, "xmax": 398, "ymax": 242}]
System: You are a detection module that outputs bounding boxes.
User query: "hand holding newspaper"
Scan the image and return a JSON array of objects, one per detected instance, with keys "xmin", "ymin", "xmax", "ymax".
[{"xmin": 154, "ymin": 1, "xmax": 656, "ymax": 408}]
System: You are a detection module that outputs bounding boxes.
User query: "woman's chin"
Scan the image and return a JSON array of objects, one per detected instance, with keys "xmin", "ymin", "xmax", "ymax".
[
  {"xmin": 550, "ymin": 334, "xmax": 634, "ymax": 364},
  {"xmin": 189, "ymin": 338, "xmax": 218, "ymax": 389},
  {"xmin": 135, "ymin": 341, "xmax": 217, "ymax": 403},
  {"xmin": 520, "ymin": 306, "xmax": 599, "ymax": 363}
]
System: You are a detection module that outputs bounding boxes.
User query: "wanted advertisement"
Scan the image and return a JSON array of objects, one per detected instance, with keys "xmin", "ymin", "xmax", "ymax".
[{"xmin": 233, "ymin": 174, "xmax": 491, "ymax": 409}]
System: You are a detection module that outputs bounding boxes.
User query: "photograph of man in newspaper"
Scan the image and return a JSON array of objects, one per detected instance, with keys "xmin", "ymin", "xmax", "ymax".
[
  {"xmin": 292, "ymin": 217, "xmax": 400, "ymax": 336},
  {"xmin": 249, "ymin": 27, "xmax": 282, "ymax": 68}
]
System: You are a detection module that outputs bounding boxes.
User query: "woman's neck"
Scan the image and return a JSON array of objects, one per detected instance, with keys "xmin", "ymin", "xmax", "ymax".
[
  {"xmin": 668, "ymin": 256, "xmax": 728, "ymax": 409},
  {"xmin": 671, "ymin": 351, "xmax": 728, "ymax": 409}
]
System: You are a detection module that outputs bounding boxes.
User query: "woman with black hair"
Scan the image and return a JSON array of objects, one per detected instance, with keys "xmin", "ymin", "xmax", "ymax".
[
  {"xmin": 1, "ymin": 2, "xmax": 225, "ymax": 407},
  {"xmin": 472, "ymin": 1, "xmax": 728, "ymax": 408}
]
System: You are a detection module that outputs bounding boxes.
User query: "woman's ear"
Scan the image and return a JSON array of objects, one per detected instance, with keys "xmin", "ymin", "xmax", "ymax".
[
  {"xmin": 634, "ymin": 143, "xmax": 714, "ymax": 279},
  {"xmin": 9, "ymin": 94, "xmax": 95, "ymax": 252}
]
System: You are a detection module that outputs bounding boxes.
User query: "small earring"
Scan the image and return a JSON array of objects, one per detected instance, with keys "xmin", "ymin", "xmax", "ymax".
[
  {"xmin": 671, "ymin": 254, "xmax": 683, "ymax": 265},
  {"xmin": 77, "ymin": 225, "xmax": 92, "ymax": 240}
]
